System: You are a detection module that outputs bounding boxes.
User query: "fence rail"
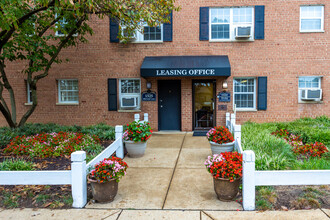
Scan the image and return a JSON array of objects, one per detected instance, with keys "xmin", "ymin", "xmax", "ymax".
[
  {"xmin": 225, "ymin": 112, "xmax": 242, "ymax": 154},
  {"xmin": 0, "ymin": 125, "xmax": 125, "ymax": 208},
  {"xmin": 0, "ymin": 171, "xmax": 71, "ymax": 185}
]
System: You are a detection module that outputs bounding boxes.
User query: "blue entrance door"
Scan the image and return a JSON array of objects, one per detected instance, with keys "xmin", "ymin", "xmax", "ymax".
[{"xmin": 158, "ymin": 80, "xmax": 181, "ymax": 131}]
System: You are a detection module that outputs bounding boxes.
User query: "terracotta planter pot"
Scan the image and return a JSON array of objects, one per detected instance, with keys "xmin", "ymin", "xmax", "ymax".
[
  {"xmin": 213, "ymin": 177, "xmax": 241, "ymax": 201},
  {"xmin": 88, "ymin": 177, "xmax": 118, "ymax": 203},
  {"xmin": 209, "ymin": 141, "xmax": 235, "ymax": 154},
  {"xmin": 124, "ymin": 141, "xmax": 147, "ymax": 158}
]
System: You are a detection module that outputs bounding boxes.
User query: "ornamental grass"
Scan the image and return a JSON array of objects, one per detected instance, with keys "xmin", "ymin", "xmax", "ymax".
[{"xmin": 204, "ymin": 152, "xmax": 242, "ymax": 182}]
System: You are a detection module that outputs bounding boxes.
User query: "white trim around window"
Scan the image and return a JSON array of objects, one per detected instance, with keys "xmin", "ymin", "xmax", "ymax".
[
  {"xmin": 298, "ymin": 76, "xmax": 322, "ymax": 102},
  {"xmin": 209, "ymin": 7, "xmax": 255, "ymax": 42},
  {"xmin": 300, "ymin": 5, "xmax": 324, "ymax": 33},
  {"xmin": 58, "ymin": 79, "xmax": 79, "ymax": 104},
  {"xmin": 122, "ymin": 23, "xmax": 163, "ymax": 43},
  {"xmin": 26, "ymin": 81, "xmax": 32, "ymax": 104},
  {"xmin": 233, "ymin": 77, "xmax": 257, "ymax": 111},
  {"xmin": 119, "ymin": 78, "xmax": 141, "ymax": 110}
]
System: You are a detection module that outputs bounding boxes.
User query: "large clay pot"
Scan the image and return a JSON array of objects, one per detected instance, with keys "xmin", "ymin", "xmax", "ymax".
[
  {"xmin": 88, "ymin": 177, "xmax": 118, "ymax": 203},
  {"xmin": 124, "ymin": 141, "xmax": 147, "ymax": 158},
  {"xmin": 213, "ymin": 177, "xmax": 241, "ymax": 201},
  {"xmin": 210, "ymin": 141, "xmax": 235, "ymax": 154}
]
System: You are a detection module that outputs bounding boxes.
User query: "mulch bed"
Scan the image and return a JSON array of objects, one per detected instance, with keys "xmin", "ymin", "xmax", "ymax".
[{"xmin": 0, "ymin": 140, "xmax": 113, "ymax": 209}]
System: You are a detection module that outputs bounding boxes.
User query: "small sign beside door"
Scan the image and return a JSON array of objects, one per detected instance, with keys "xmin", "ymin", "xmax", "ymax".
[
  {"xmin": 218, "ymin": 92, "xmax": 231, "ymax": 102},
  {"xmin": 142, "ymin": 91, "xmax": 156, "ymax": 101}
]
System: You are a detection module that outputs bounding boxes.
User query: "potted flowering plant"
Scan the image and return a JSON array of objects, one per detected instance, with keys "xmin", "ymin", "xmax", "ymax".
[
  {"xmin": 206, "ymin": 126, "xmax": 235, "ymax": 154},
  {"xmin": 123, "ymin": 120, "xmax": 153, "ymax": 158},
  {"xmin": 204, "ymin": 152, "xmax": 242, "ymax": 201},
  {"xmin": 87, "ymin": 156, "xmax": 128, "ymax": 203}
]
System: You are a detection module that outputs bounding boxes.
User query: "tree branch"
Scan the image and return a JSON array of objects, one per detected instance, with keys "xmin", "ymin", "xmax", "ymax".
[
  {"xmin": 34, "ymin": 16, "xmax": 86, "ymax": 81},
  {"xmin": 0, "ymin": 0, "xmax": 56, "ymax": 51}
]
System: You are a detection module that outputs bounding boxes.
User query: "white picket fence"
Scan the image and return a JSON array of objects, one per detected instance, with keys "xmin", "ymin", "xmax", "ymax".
[
  {"xmin": 0, "ymin": 125, "xmax": 125, "ymax": 208},
  {"xmin": 134, "ymin": 113, "xmax": 149, "ymax": 122},
  {"xmin": 226, "ymin": 112, "xmax": 330, "ymax": 211}
]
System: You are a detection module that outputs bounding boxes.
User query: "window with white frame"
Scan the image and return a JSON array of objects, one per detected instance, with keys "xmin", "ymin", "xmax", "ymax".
[
  {"xmin": 300, "ymin": 5, "xmax": 324, "ymax": 32},
  {"xmin": 233, "ymin": 78, "xmax": 256, "ymax": 109},
  {"xmin": 298, "ymin": 76, "xmax": 322, "ymax": 101},
  {"xmin": 210, "ymin": 7, "xmax": 254, "ymax": 41},
  {"xmin": 26, "ymin": 81, "xmax": 32, "ymax": 103},
  {"xmin": 123, "ymin": 23, "xmax": 163, "ymax": 42},
  {"xmin": 119, "ymin": 79, "xmax": 141, "ymax": 110},
  {"xmin": 58, "ymin": 79, "xmax": 79, "ymax": 103}
]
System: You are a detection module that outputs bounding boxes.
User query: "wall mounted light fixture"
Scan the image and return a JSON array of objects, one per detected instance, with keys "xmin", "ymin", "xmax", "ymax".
[
  {"xmin": 222, "ymin": 81, "xmax": 228, "ymax": 89},
  {"xmin": 146, "ymin": 81, "xmax": 152, "ymax": 90}
]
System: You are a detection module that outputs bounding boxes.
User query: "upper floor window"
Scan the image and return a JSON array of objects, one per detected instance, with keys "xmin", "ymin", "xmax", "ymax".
[
  {"xmin": 119, "ymin": 79, "xmax": 141, "ymax": 110},
  {"xmin": 210, "ymin": 7, "xmax": 254, "ymax": 41},
  {"xmin": 300, "ymin": 6, "xmax": 324, "ymax": 32},
  {"xmin": 123, "ymin": 23, "xmax": 163, "ymax": 43},
  {"xmin": 58, "ymin": 79, "xmax": 79, "ymax": 103},
  {"xmin": 233, "ymin": 78, "xmax": 256, "ymax": 110},
  {"xmin": 55, "ymin": 14, "xmax": 78, "ymax": 37}
]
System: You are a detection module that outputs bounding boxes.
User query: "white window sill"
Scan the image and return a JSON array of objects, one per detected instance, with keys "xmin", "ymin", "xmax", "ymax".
[
  {"xmin": 209, "ymin": 39, "xmax": 254, "ymax": 43},
  {"xmin": 298, "ymin": 100, "xmax": 323, "ymax": 104},
  {"xmin": 118, "ymin": 109, "xmax": 141, "ymax": 113},
  {"xmin": 130, "ymin": 41, "xmax": 163, "ymax": 44},
  {"xmin": 300, "ymin": 30, "xmax": 324, "ymax": 33},
  {"xmin": 56, "ymin": 102, "xmax": 79, "ymax": 106},
  {"xmin": 236, "ymin": 108, "xmax": 257, "ymax": 112},
  {"xmin": 24, "ymin": 103, "xmax": 32, "ymax": 106}
]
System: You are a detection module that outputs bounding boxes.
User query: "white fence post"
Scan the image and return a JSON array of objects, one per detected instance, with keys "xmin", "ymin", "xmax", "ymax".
[
  {"xmin": 226, "ymin": 112, "xmax": 230, "ymax": 127},
  {"xmin": 115, "ymin": 125, "xmax": 124, "ymax": 159},
  {"xmin": 144, "ymin": 113, "xmax": 149, "ymax": 122},
  {"xmin": 243, "ymin": 150, "xmax": 256, "ymax": 211},
  {"xmin": 71, "ymin": 151, "xmax": 87, "ymax": 208},
  {"xmin": 134, "ymin": 114, "xmax": 140, "ymax": 122},
  {"xmin": 234, "ymin": 125, "xmax": 241, "ymax": 152},
  {"xmin": 230, "ymin": 113, "xmax": 236, "ymax": 133}
]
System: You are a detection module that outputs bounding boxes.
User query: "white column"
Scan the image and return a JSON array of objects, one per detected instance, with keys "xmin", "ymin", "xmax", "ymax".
[
  {"xmin": 144, "ymin": 113, "xmax": 149, "ymax": 122},
  {"xmin": 243, "ymin": 150, "xmax": 256, "ymax": 211},
  {"xmin": 71, "ymin": 151, "xmax": 87, "ymax": 208},
  {"xmin": 134, "ymin": 113, "xmax": 140, "ymax": 122},
  {"xmin": 115, "ymin": 125, "xmax": 124, "ymax": 159}
]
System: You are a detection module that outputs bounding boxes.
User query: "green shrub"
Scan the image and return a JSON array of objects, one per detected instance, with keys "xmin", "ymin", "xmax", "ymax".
[{"xmin": 0, "ymin": 158, "xmax": 35, "ymax": 171}]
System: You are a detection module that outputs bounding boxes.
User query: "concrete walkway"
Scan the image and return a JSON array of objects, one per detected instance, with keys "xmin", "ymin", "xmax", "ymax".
[
  {"xmin": 86, "ymin": 132, "xmax": 241, "ymax": 210},
  {"xmin": 1, "ymin": 208, "xmax": 330, "ymax": 219},
  {"xmin": 1, "ymin": 134, "xmax": 330, "ymax": 219}
]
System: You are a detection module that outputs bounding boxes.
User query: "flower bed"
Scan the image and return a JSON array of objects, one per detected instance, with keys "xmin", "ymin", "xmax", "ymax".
[
  {"xmin": 242, "ymin": 116, "xmax": 330, "ymax": 170},
  {"xmin": 272, "ymin": 129, "xmax": 328, "ymax": 159},
  {"xmin": 3, "ymin": 132, "xmax": 101, "ymax": 158}
]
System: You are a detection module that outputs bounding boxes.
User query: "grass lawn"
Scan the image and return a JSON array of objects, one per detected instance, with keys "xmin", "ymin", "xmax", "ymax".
[{"xmin": 242, "ymin": 116, "xmax": 330, "ymax": 170}]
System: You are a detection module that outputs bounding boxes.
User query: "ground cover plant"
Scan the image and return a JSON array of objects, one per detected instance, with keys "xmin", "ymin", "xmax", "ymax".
[
  {"xmin": 242, "ymin": 116, "xmax": 330, "ymax": 170},
  {"xmin": 0, "ymin": 123, "xmax": 116, "ymax": 209},
  {"xmin": 242, "ymin": 116, "xmax": 330, "ymax": 210}
]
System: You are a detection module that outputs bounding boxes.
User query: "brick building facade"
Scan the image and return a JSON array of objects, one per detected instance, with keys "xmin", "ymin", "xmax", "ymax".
[{"xmin": 1, "ymin": 0, "xmax": 329, "ymax": 132}]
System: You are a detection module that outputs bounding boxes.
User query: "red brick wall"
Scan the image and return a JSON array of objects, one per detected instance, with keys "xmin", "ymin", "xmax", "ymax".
[{"xmin": 1, "ymin": 0, "xmax": 329, "ymax": 130}]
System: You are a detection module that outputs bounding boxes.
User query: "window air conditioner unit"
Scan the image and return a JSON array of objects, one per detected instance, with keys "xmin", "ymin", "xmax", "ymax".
[
  {"xmin": 121, "ymin": 97, "xmax": 138, "ymax": 108},
  {"xmin": 235, "ymin": 26, "xmax": 251, "ymax": 39},
  {"xmin": 301, "ymin": 89, "xmax": 322, "ymax": 101}
]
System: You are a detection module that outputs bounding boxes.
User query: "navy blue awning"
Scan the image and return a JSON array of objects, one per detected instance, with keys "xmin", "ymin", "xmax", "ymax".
[{"xmin": 140, "ymin": 55, "xmax": 231, "ymax": 77}]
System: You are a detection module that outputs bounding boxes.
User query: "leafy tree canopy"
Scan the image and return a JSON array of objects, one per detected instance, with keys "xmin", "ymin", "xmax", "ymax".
[{"xmin": 0, "ymin": 0, "xmax": 179, "ymax": 127}]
